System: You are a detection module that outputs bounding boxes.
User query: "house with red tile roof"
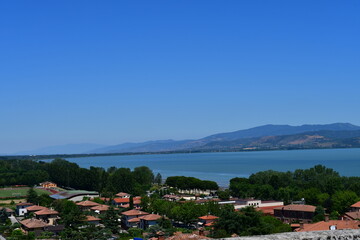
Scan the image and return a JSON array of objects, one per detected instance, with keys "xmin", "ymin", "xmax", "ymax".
[
  {"xmin": 295, "ymin": 220, "xmax": 360, "ymax": 232},
  {"xmin": 256, "ymin": 205, "xmax": 284, "ymax": 216},
  {"xmin": 91, "ymin": 204, "xmax": 113, "ymax": 214},
  {"xmin": 25, "ymin": 205, "xmax": 47, "ymax": 214},
  {"xmin": 274, "ymin": 204, "xmax": 316, "ymax": 223},
  {"xmin": 83, "ymin": 215, "xmax": 101, "ymax": 226},
  {"xmin": 16, "ymin": 202, "xmax": 33, "ymax": 216},
  {"xmin": 20, "ymin": 218, "xmax": 49, "ymax": 236},
  {"xmin": 122, "ymin": 209, "xmax": 149, "ymax": 228},
  {"xmin": 113, "ymin": 196, "xmax": 142, "ymax": 208},
  {"xmin": 76, "ymin": 200, "xmax": 100, "ymax": 211},
  {"xmin": 34, "ymin": 208, "xmax": 59, "ymax": 225},
  {"xmin": 116, "ymin": 192, "xmax": 131, "ymax": 198},
  {"xmin": 343, "ymin": 211, "xmax": 360, "ymax": 220},
  {"xmin": 139, "ymin": 214, "xmax": 162, "ymax": 229},
  {"xmin": 39, "ymin": 181, "xmax": 57, "ymax": 189},
  {"xmin": 350, "ymin": 201, "xmax": 360, "ymax": 212},
  {"xmin": 198, "ymin": 215, "xmax": 218, "ymax": 227}
]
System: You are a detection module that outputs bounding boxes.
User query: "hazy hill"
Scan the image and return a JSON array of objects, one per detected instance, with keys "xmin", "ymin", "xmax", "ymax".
[
  {"xmin": 91, "ymin": 123, "xmax": 360, "ymax": 153},
  {"xmin": 15, "ymin": 143, "xmax": 108, "ymax": 155}
]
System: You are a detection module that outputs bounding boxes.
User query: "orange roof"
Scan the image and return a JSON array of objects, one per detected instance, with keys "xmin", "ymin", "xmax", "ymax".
[
  {"xmin": 76, "ymin": 200, "xmax": 100, "ymax": 207},
  {"xmin": 199, "ymin": 215, "xmax": 218, "ymax": 220},
  {"xmin": 140, "ymin": 214, "xmax": 162, "ymax": 221},
  {"xmin": 351, "ymin": 201, "xmax": 360, "ymax": 208},
  {"xmin": 91, "ymin": 204, "xmax": 110, "ymax": 211},
  {"xmin": 128, "ymin": 217, "xmax": 141, "ymax": 223},
  {"xmin": 345, "ymin": 212, "xmax": 360, "ymax": 220},
  {"xmin": 34, "ymin": 208, "xmax": 59, "ymax": 216},
  {"xmin": 257, "ymin": 205, "xmax": 283, "ymax": 215},
  {"xmin": 113, "ymin": 198, "xmax": 130, "ymax": 203},
  {"xmin": 275, "ymin": 204, "xmax": 316, "ymax": 212},
  {"xmin": 295, "ymin": 220, "xmax": 360, "ymax": 232},
  {"xmin": 85, "ymin": 215, "xmax": 101, "ymax": 222},
  {"xmin": 20, "ymin": 218, "xmax": 48, "ymax": 229},
  {"xmin": 204, "ymin": 222, "xmax": 215, "ymax": 227},
  {"xmin": 116, "ymin": 192, "xmax": 131, "ymax": 197},
  {"xmin": 122, "ymin": 209, "xmax": 149, "ymax": 216},
  {"xmin": 26, "ymin": 205, "xmax": 47, "ymax": 212}
]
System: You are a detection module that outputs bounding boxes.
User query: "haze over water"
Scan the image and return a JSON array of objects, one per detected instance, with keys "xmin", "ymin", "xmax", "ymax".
[{"xmin": 58, "ymin": 148, "xmax": 360, "ymax": 186}]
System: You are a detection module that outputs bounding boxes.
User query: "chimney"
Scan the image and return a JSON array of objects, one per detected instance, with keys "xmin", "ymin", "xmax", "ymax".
[
  {"xmin": 299, "ymin": 221, "xmax": 304, "ymax": 230},
  {"xmin": 324, "ymin": 214, "xmax": 329, "ymax": 222}
]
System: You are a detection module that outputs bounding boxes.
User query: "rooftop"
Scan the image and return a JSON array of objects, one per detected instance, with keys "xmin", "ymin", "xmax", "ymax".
[
  {"xmin": 50, "ymin": 190, "xmax": 98, "ymax": 200},
  {"xmin": 274, "ymin": 204, "xmax": 316, "ymax": 212},
  {"xmin": 76, "ymin": 200, "xmax": 100, "ymax": 207},
  {"xmin": 34, "ymin": 208, "xmax": 59, "ymax": 216},
  {"xmin": 295, "ymin": 220, "xmax": 360, "ymax": 232},
  {"xmin": 351, "ymin": 201, "xmax": 360, "ymax": 208},
  {"xmin": 140, "ymin": 214, "xmax": 162, "ymax": 221},
  {"xmin": 122, "ymin": 209, "xmax": 149, "ymax": 216},
  {"xmin": 20, "ymin": 218, "xmax": 48, "ymax": 229},
  {"xmin": 199, "ymin": 215, "xmax": 219, "ymax": 220},
  {"xmin": 26, "ymin": 205, "xmax": 47, "ymax": 212}
]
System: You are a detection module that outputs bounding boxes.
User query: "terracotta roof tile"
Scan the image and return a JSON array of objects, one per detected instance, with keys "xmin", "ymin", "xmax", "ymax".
[
  {"xmin": 122, "ymin": 209, "xmax": 149, "ymax": 216},
  {"xmin": 116, "ymin": 192, "xmax": 131, "ymax": 197},
  {"xmin": 76, "ymin": 200, "xmax": 100, "ymax": 207},
  {"xmin": 26, "ymin": 205, "xmax": 47, "ymax": 212},
  {"xmin": 139, "ymin": 214, "xmax": 162, "ymax": 221},
  {"xmin": 274, "ymin": 204, "xmax": 316, "ymax": 212},
  {"xmin": 351, "ymin": 201, "xmax": 360, "ymax": 208},
  {"xmin": 128, "ymin": 217, "xmax": 140, "ymax": 223},
  {"xmin": 345, "ymin": 212, "xmax": 360, "ymax": 220},
  {"xmin": 295, "ymin": 220, "xmax": 360, "ymax": 232},
  {"xmin": 85, "ymin": 215, "xmax": 101, "ymax": 222},
  {"xmin": 91, "ymin": 204, "xmax": 110, "ymax": 211},
  {"xmin": 16, "ymin": 202, "xmax": 33, "ymax": 206},
  {"xmin": 20, "ymin": 218, "xmax": 48, "ymax": 229},
  {"xmin": 34, "ymin": 208, "xmax": 59, "ymax": 216},
  {"xmin": 198, "ymin": 215, "xmax": 218, "ymax": 220}
]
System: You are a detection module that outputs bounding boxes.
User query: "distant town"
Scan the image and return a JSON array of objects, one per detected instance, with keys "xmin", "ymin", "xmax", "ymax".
[{"xmin": 1, "ymin": 158, "xmax": 360, "ymax": 239}]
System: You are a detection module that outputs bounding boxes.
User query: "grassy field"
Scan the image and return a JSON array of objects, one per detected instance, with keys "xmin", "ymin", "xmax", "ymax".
[{"xmin": 0, "ymin": 187, "xmax": 50, "ymax": 198}]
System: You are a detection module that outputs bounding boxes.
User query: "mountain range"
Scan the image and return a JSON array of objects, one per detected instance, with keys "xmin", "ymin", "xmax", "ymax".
[{"xmin": 12, "ymin": 123, "xmax": 360, "ymax": 155}]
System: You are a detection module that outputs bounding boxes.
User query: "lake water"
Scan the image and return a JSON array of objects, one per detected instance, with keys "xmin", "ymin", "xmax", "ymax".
[{"xmin": 60, "ymin": 148, "xmax": 360, "ymax": 186}]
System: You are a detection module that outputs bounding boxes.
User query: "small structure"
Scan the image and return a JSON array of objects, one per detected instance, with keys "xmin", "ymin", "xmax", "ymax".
[
  {"xmin": 256, "ymin": 205, "xmax": 284, "ymax": 216},
  {"xmin": 343, "ymin": 211, "xmax": 360, "ymax": 220},
  {"xmin": 234, "ymin": 199, "xmax": 284, "ymax": 210},
  {"xmin": 122, "ymin": 209, "xmax": 149, "ymax": 228},
  {"xmin": 0, "ymin": 207, "xmax": 15, "ymax": 216},
  {"xmin": 113, "ymin": 196, "xmax": 141, "ymax": 208},
  {"xmin": 115, "ymin": 192, "xmax": 131, "ymax": 198},
  {"xmin": 39, "ymin": 181, "xmax": 57, "ymax": 189},
  {"xmin": 26, "ymin": 205, "xmax": 47, "ymax": 214},
  {"xmin": 91, "ymin": 204, "xmax": 117, "ymax": 214},
  {"xmin": 50, "ymin": 190, "xmax": 99, "ymax": 201},
  {"xmin": 34, "ymin": 208, "xmax": 59, "ymax": 225},
  {"xmin": 84, "ymin": 215, "xmax": 101, "ymax": 226},
  {"xmin": 295, "ymin": 220, "xmax": 360, "ymax": 232},
  {"xmin": 350, "ymin": 201, "xmax": 360, "ymax": 212},
  {"xmin": 139, "ymin": 214, "xmax": 162, "ymax": 229},
  {"xmin": 274, "ymin": 204, "xmax": 316, "ymax": 223},
  {"xmin": 20, "ymin": 218, "xmax": 48, "ymax": 236},
  {"xmin": 198, "ymin": 215, "xmax": 218, "ymax": 227},
  {"xmin": 76, "ymin": 200, "xmax": 100, "ymax": 211},
  {"xmin": 16, "ymin": 202, "xmax": 33, "ymax": 216}
]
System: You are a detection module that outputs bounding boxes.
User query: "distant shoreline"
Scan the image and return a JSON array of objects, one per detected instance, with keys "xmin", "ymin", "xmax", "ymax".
[{"xmin": 1, "ymin": 146, "xmax": 360, "ymax": 161}]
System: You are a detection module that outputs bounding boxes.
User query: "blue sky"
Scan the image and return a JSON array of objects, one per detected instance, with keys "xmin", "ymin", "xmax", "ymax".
[{"xmin": 0, "ymin": 1, "xmax": 359, "ymax": 153}]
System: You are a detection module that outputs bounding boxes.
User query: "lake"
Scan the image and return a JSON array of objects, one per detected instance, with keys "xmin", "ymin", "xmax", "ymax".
[{"xmin": 59, "ymin": 148, "xmax": 360, "ymax": 186}]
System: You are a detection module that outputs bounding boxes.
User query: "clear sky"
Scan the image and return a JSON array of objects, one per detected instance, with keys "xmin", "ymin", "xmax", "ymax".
[{"xmin": 1, "ymin": 1, "xmax": 359, "ymax": 153}]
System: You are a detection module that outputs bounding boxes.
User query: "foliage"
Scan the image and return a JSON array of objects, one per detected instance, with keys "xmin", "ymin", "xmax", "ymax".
[{"xmin": 165, "ymin": 176, "xmax": 218, "ymax": 190}]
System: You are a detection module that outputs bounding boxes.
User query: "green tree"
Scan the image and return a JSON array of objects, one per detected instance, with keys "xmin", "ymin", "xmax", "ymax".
[
  {"xmin": 102, "ymin": 206, "xmax": 119, "ymax": 234},
  {"xmin": 26, "ymin": 188, "xmax": 38, "ymax": 204}
]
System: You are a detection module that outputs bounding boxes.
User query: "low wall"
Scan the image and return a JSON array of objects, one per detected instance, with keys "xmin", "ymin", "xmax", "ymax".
[{"xmin": 222, "ymin": 230, "xmax": 360, "ymax": 240}]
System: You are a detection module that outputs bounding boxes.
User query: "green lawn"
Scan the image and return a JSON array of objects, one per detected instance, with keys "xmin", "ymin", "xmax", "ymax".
[{"xmin": 0, "ymin": 187, "xmax": 50, "ymax": 198}]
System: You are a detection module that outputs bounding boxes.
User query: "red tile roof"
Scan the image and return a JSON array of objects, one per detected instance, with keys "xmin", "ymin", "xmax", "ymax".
[
  {"xmin": 274, "ymin": 204, "xmax": 316, "ymax": 212},
  {"xmin": 140, "ymin": 214, "xmax": 162, "ymax": 221},
  {"xmin": 344, "ymin": 212, "xmax": 360, "ymax": 220},
  {"xmin": 20, "ymin": 218, "xmax": 48, "ymax": 229},
  {"xmin": 295, "ymin": 220, "xmax": 360, "ymax": 232},
  {"xmin": 84, "ymin": 215, "xmax": 101, "ymax": 222},
  {"xmin": 122, "ymin": 209, "xmax": 149, "ymax": 216},
  {"xmin": 76, "ymin": 200, "xmax": 100, "ymax": 207},
  {"xmin": 116, "ymin": 192, "xmax": 131, "ymax": 197},
  {"xmin": 351, "ymin": 201, "xmax": 360, "ymax": 208},
  {"xmin": 128, "ymin": 217, "xmax": 140, "ymax": 223},
  {"xmin": 34, "ymin": 208, "xmax": 59, "ymax": 216},
  {"xmin": 256, "ymin": 205, "xmax": 284, "ymax": 215},
  {"xmin": 198, "ymin": 215, "xmax": 218, "ymax": 220},
  {"xmin": 91, "ymin": 204, "xmax": 110, "ymax": 211},
  {"xmin": 25, "ymin": 205, "xmax": 47, "ymax": 212}
]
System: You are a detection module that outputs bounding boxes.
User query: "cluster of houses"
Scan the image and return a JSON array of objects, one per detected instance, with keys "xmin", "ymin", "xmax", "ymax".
[{"xmin": 6, "ymin": 181, "xmax": 360, "ymax": 239}]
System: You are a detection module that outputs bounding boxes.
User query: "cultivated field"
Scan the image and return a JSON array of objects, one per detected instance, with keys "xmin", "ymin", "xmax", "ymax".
[{"xmin": 0, "ymin": 187, "xmax": 50, "ymax": 198}]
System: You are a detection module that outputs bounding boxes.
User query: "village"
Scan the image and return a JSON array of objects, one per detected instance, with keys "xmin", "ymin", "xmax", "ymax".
[{"xmin": 1, "ymin": 180, "xmax": 360, "ymax": 240}]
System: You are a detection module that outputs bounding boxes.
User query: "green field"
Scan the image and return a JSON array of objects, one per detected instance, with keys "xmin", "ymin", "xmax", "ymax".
[{"xmin": 0, "ymin": 188, "xmax": 50, "ymax": 198}]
